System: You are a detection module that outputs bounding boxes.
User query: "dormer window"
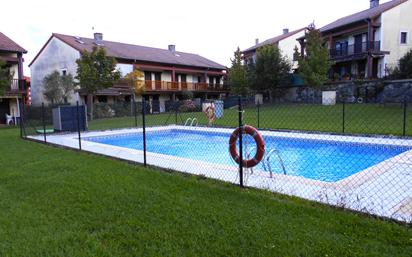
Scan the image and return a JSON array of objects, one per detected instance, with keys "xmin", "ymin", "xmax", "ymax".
[{"xmin": 75, "ymin": 36, "xmax": 84, "ymax": 44}]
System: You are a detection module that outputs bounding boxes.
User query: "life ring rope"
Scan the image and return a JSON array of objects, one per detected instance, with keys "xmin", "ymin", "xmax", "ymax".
[{"xmin": 229, "ymin": 125, "xmax": 265, "ymax": 168}]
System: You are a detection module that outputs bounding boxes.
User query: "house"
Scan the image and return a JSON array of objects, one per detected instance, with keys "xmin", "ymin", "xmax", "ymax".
[
  {"xmin": 30, "ymin": 33, "xmax": 227, "ymax": 112},
  {"xmin": 298, "ymin": 0, "xmax": 412, "ymax": 79},
  {"xmin": 241, "ymin": 27, "xmax": 307, "ymax": 69},
  {"xmin": 0, "ymin": 32, "xmax": 27, "ymax": 125}
]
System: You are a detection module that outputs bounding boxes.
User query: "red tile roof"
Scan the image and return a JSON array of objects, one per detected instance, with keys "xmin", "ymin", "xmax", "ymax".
[
  {"xmin": 0, "ymin": 32, "xmax": 27, "ymax": 53},
  {"xmin": 39, "ymin": 33, "xmax": 226, "ymax": 70},
  {"xmin": 241, "ymin": 28, "xmax": 307, "ymax": 53},
  {"xmin": 319, "ymin": 0, "xmax": 408, "ymax": 33}
]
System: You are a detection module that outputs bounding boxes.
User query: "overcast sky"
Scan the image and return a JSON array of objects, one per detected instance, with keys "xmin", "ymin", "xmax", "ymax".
[{"xmin": 2, "ymin": 0, "xmax": 391, "ymax": 76}]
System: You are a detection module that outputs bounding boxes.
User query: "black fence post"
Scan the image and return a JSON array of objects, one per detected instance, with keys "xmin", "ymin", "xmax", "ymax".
[
  {"xmin": 76, "ymin": 101, "xmax": 82, "ymax": 150},
  {"xmin": 175, "ymin": 101, "xmax": 178, "ymax": 124},
  {"xmin": 133, "ymin": 97, "xmax": 138, "ymax": 127},
  {"xmin": 238, "ymin": 96, "xmax": 244, "ymax": 188},
  {"xmin": 19, "ymin": 98, "xmax": 23, "ymax": 138},
  {"xmin": 342, "ymin": 101, "xmax": 346, "ymax": 134},
  {"xmin": 142, "ymin": 98, "xmax": 147, "ymax": 167},
  {"xmin": 257, "ymin": 103, "xmax": 260, "ymax": 129},
  {"xmin": 403, "ymin": 97, "xmax": 407, "ymax": 137},
  {"xmin": 41, "ymin": 102, "xmax": 47, "ymax": 143}
]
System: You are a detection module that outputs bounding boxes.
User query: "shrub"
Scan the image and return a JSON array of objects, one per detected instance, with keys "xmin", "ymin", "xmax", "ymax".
[{"xmin": 178, "ymin": 100, "xmax": 200, "ymax": 112}]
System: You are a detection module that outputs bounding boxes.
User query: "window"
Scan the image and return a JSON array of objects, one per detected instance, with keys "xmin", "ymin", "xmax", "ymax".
[
  {"xmin": 401, "ymin": 32, "xmax": 408, "ymax": 44},
  {"xmin": 154, "ymin": 72, "xmax": 161, "ymax": 81},
  {"xmin": 144, "ymin": 71, "xmax": 152, "ymax": 81},
  {"xmin": 180, "ymin": 74, "xmax": 187, "ymax": 83},
  {"xmin": 198, "ymin": 76, "xmax": 205, "ymax": 83},
  {"xmin": 209, "ymin": 76, "xmax": 215, "ymax": 86}
]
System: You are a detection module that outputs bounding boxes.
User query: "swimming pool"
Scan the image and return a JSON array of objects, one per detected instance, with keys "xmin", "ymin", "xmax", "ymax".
[{"xmin": 84, "ymin": 128, "xmax": 411, "ymax": 182}]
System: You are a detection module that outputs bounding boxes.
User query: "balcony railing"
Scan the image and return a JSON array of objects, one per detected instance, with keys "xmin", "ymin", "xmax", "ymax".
[
  {"xmin": 5, "ymin": 79, "xmax": 26, "ymax": 94},
  {"xmin": 143, "ymin": 80, "xmax": 228, "ymax": 92},
  {"xmin": 329, "ymin": 41, "xmax": 381, "ymax": 59}
]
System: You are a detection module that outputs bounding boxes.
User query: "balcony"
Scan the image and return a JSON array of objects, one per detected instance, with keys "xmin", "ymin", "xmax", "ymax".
[
  {"xmin": 4, "ymin": 79, "xmax": 26, "ymax": 95},
  {"xmin": 329, "ymin": 41, "xmax": 381, "ymax": 60},
  {"xmin": 143, "ymin": 80, "xmax": 228, "ymax": 92}
]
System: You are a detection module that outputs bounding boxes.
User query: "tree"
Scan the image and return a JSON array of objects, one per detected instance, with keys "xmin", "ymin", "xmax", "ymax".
[
  {"xmin": 254, "ymin": 45, "xmax": 291, "ymax": 100},
  {"xmin": 76, "ymin": 46, "xmax": 121, "ymax": 119},
  {"xmin": 125, "ymin": 69, "xmax": 145, "ymax": 96},
  {"xmin": 61, "ymin": 73, "xmax": 75, "ymax": 102},
  {"xmin": 0, "ymin": 60, "xmax": 12, "ymax": 95},
  {"xmin": 228, "ymin": 47, "xmax": 248, "ymax": 96},
  {"xmin": 246, "ymin": 61, "xmax": 257, "ymax": 91},
  {"xmin": 391, "ymin": 49, "xmax": 412, "ymax": 79},
  {"xmin": 43, "ymin": 71, "xmax": 75, "ymax": 104},
  {"xmin": 298, "ymin": 27, "xmax": 331, "ymax": 87}
]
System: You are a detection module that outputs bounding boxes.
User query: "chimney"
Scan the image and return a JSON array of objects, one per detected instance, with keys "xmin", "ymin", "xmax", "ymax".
[
  {"xmin": 255, "ymin": 38, "xmax": 259, "ymax": 45},
  {"xmin": 283, "ymin": 28, "xmax": 289, "ymax": 35},
  {"xmin": 168, "ymin": 44, "xmax": 176, "ymax": 52},
  {"xmin": 370, "ymin": 0, "xmax": 379, "ymax": 8},
  {"xmin": 94, "ymin": 32, "xmax": 103, "ymax": 45}
]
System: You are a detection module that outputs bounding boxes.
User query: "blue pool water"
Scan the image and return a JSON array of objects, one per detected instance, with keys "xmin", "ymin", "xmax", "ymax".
[{"xmin": 84, "ymin": 129, "xmax": 411, "ymax": 182}]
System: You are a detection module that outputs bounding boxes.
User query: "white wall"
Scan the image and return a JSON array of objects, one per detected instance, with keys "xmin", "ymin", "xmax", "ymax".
[
  {"xmin": 30, "ymin": 37, "xmax": 80, "ymax": 106},
  {"xmin": 278, "ymin": 30, "xmax": 306, "ymax": 69},
  {"xmin": 381, "ymin": 0, "xmax": 412, "ymax": 67},
  {"xmin": 10, "ymin": 64, "xmax": 19, "ymax": 79},
  {"xmin": 162, "ymin": 71, "xmax": 172, "ymax": 82},
  {"xmin": 8, "ymin": 98, "xmax": 19, "ymax": 117},
  {"xmin": 159, "ymin": 94, "xmax": 171, "ymax": 112},
  {"xmin": 116, "ymin": 63, "xmax": 133, "ymax": 77}
]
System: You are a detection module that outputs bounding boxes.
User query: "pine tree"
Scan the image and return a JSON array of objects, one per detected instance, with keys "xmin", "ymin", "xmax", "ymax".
[
  {"xmin": 228, "ymin": 47, "xmax": 248, "ymax": 96},
  {"xmin": 254, "ymin": 45, "xmax": 291, "ymax": 99},
  {"xmin": 298, "ymin": 28, "xmax": 331, "ymax": 87}
]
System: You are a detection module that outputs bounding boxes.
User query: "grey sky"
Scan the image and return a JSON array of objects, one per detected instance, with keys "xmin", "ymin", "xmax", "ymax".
[{"xmin": 2, "ymin": 0, "xmax": 391, "ymax": 76}]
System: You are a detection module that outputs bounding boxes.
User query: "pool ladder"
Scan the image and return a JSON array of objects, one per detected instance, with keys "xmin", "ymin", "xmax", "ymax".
[
  {"xmin": 184, "ymin": 118, "xmax": 198, "ymax": 127},
  {"xmin": 262, "ymin": 149, "xmax": 287, "ymax": 178},
  {"xmin": 237, "ymin": 146, "xmax": 287, "ymax": 178}
]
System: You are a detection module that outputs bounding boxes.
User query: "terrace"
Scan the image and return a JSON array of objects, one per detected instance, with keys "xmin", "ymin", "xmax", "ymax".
[
  {"xmin": 4, "ymin": 79, "xmax": 27, "ymax": 95},
  {"xmin": 329, "ymin": 41, "xmax": 383, "ymax": 61},
  {"xmin": 143, "ymin": 80, "xmax": 228, "ymax": 92}
]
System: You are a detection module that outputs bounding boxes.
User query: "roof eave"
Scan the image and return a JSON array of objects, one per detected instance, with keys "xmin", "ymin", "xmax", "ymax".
[
  {"xmin": 31, "ymin": 33, "xmax": 227, "ymax": 71},
  {"xmin": 241, "ymin": 27, "xmax": 307, "ymax": 53}
]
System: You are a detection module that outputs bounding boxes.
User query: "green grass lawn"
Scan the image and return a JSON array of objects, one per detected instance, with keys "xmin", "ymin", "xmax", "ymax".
[
  {"xmin": 84, "ymin": 103, "xmax": 412, "ymax": 136},
  {"xmin": 1, "ymin": 128, "xmax": 411, "ymax": 256}
]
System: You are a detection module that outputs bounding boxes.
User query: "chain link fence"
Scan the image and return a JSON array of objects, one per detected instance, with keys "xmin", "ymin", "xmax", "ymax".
[{"xmin": 21, "ymin": 96, "xmax": 412, "ymax": 223}]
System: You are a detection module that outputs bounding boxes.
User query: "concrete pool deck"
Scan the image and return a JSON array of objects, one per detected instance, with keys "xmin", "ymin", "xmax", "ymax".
[{"xmin": 28, "ymin": 125, "xmax": 412, "ymax": 222}]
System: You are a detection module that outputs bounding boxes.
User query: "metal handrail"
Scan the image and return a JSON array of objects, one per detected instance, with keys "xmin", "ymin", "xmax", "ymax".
[
  {"xmin": 264, "ymin": 149, "xmax": 287, "ymax": 177},
  {"xmin": 190, "ymin": 118, "xmax": 198, "ymax": 127},
  {"xmin": 184, "ymin": 118, "xmax": 192, "ymax": 126}
]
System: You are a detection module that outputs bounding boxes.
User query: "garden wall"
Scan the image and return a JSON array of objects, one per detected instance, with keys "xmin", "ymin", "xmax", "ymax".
[{"xmin": 272, "ymin": 79, "xmax": 412, "ymax": 103}]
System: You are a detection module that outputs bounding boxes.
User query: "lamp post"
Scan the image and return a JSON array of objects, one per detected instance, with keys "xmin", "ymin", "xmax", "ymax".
[{"xmin": 74, "ymin": 85, "xmax": 81, "ymax": 103}]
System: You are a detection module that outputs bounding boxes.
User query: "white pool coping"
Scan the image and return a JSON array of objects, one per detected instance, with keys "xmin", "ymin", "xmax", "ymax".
[{"xmin": 28, "ymin": 125, "xmax": 412, "ymax": 223}]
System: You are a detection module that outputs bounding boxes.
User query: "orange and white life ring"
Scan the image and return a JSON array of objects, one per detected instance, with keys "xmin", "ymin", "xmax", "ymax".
[
  {"xmin": 229, "ymin": 125, "xmax": 265, "ymax": 168},
  {"xmin": 204, "ymin": 106, "xmax": 215, "ymax": 123}
]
